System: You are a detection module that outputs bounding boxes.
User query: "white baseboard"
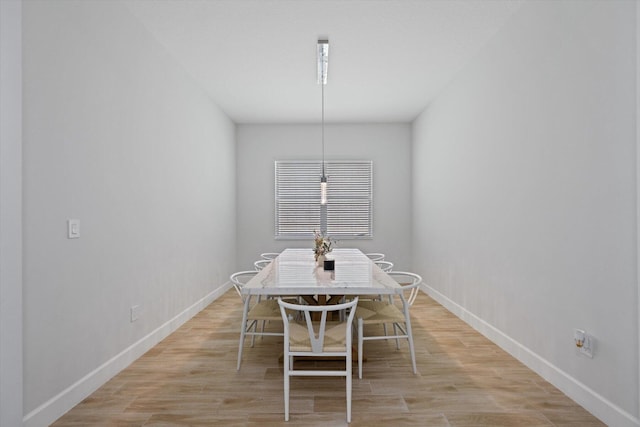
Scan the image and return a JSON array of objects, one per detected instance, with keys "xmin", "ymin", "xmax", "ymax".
[
  {"xmin": 23, "ymin": 282, "xmax": 233, "ymax": 427},
  {"xmin": 421, "ymin": 284, "xmax": 640, "ymax": 427}
]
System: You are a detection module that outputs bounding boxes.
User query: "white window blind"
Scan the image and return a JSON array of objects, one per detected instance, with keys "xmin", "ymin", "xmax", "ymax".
[{"xmin": 275, "ymin": 160, "xmax": 372, "ymax": 239}]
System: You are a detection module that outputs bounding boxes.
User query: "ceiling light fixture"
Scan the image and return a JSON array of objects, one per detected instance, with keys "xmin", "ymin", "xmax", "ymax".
[{"xmin": 317, "ymin": 39, "xmax": 329, "ymax": 205}]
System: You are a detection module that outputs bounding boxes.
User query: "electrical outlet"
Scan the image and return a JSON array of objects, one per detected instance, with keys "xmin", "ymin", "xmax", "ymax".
[
  {"xmin": 574, "ymin": 329, "xmax": 593, "ymax": 358},
  {"xmin": 579, "ymin": 335, "xmax": 593, "ymax": 358}
]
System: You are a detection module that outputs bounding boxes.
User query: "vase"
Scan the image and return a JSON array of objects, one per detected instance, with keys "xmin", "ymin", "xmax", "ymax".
[{"xmin": 316, "ymin": 254, "xmax": 325, "ymax": 267}]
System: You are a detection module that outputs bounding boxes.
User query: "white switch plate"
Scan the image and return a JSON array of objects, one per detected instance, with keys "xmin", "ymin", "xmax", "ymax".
[
  {"xmin": 67, "ymin": 219, "xmax": 80, "ymax": 239},
  {"xmin": 130, "ymin": 305, "xmax": 140, "ymax": 322}
]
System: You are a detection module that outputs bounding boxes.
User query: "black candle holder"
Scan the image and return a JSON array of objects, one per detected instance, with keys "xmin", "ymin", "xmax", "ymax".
[{"xmin": 323, "ymin": 259, "xmax": 335, "ymax": 271}]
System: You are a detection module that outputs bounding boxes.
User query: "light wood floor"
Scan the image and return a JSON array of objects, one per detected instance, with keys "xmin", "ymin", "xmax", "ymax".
[{"xmin": 53, "ymin": 290, "xmax": 605, "ymax": 426}]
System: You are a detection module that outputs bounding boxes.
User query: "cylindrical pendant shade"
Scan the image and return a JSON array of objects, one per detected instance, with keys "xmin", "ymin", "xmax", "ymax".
[{"xmin": 320, "ymin": 177, "xmax": 327, "ymax": 205}]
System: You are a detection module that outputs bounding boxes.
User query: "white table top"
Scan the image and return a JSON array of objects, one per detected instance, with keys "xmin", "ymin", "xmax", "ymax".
[{"xmin": 242, "ymin": 248, "xmax": 401, "ymax": 296}]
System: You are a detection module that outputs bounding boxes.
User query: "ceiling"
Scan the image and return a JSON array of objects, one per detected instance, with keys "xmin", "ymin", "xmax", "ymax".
[{"xmin": 123, "ymin": 0, "xmax": 523, "ymax": 124}]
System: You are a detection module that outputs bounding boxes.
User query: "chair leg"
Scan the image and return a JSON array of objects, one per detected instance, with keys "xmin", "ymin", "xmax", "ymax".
[
  {"xmin": 404, "ymin": 309, "xmax": 417, "ymax": 374},
  {"xmin": 284, "ymin": 351, "xmax": 290, "ymax": 421},
  {"xmin": 237, "ymin": 297, "xmax": 251, "ymax": 370},
  {"xmin": 346, "ymin": 366, "xmax": 352, "ymax": 423},
  {"xmin": 250, "ymin": 319, "xmax": 258, "ymax": 347},
  {"xmin": 237, "ymin": 328, "xmax": 245, "ymax": 371},
  {"xmin": 358, "ymin": 318, "xmax": 364, "ymax": 379}
]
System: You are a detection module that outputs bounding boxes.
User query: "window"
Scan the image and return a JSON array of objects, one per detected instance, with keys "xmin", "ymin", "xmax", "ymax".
[{"xmin": 275, "ymin": 160, "xmax": 372, "ymax": 239}]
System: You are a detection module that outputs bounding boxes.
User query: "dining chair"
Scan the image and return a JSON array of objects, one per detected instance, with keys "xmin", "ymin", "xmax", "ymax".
[
  {"xmin": 374, "ymin": 260, "xmax": 393, "ymax": 272},
  {"xmin": 254, "ymin": 259, "xmax": 272, "ymax": 271},
  {"xmin": 277, "ymin": 297, "xmax": 359, "ymax": 423},
  {"xmin": 365, "ymin": 253, "xmax": 385, "ymax": 262},
  {"xmin": 260, "ymin": 252, "xmax": 280, "ymax": 260},
  {"xmin": 232, "ymin": 271, "xmax": 284, "ymax": 370},
  {"xmin": 355, "ymin": 271, "xmax": 422, "ymax": 379}
]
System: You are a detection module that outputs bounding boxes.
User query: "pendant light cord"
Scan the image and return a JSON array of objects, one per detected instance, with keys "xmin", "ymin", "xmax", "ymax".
[{"xmin": 321, "ymin": 79, "xmax": 325, "ymax": 178}]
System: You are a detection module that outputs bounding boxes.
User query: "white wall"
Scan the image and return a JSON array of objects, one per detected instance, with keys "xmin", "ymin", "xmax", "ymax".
[
  {"xmin": 0, "ymin": 1, "xmax": 23, "ymax": 426},
  {"xmin": 22, "ymin": 1, "xmax": 236, "ymax": 425},
  {"xmin": 412, "ymin": 1, "xmax": 638, "ymax": 426},
  {"xmin": 236, "ymin": 124, "xmax": 411, "ymax": 271}
]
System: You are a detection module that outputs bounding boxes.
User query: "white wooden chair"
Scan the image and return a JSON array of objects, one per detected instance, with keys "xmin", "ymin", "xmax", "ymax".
[
  {"xmin": 260, "ymin": 252, "xmax": 280, "ymax": 260},
  {"xmin": 254, "ymin": 259, "xmax": 272, "ymax": 271},
  {"xmin": 374, "ymin": 260, "xmax": 393, "ymax": 272},
  {"xmin": 365, "ymin": 253, "xmax": 385, "ymax": 262},
  {"xmin": 232, "ymin": 271, "xmax": 283, "ymax": 370},
  {"xmin": 355, "ymin": 272, "xmax": 422, "ymax": 379},
  {"xmin": 277, "ymin": 297, "xmax": 359, "ymax": 423}
]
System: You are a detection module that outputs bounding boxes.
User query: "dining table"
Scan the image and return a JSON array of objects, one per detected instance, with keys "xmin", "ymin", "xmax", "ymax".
[{"xmin": 241, "ymin": 247, "xmax": 401, "ymax": 303}]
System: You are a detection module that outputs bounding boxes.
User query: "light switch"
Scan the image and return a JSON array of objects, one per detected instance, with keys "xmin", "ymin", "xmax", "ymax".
[{"xmin": 67, "ymin": 219, "xmax": 80, "ymax": 239}]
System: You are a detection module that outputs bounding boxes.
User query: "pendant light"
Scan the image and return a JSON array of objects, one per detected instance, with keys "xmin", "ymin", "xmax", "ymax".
[{"xmin": 317, "ymin": 39, "xmax": 329, "ymax": 205}]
